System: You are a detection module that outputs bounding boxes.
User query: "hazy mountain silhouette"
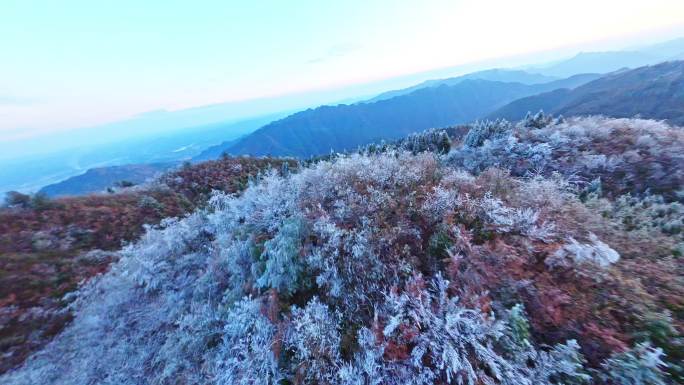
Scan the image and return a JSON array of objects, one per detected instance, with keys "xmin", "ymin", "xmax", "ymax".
[
  {"xmin": 367, "ymin": 69, "xmax": 558, "ymax": 102},
  {"xmin": 527, "ymin": 37, "xmax": 684, "ymax": 77},
  {"xmin": 489, "ymin": 61, "xmax": 684, "ymax": 125}
]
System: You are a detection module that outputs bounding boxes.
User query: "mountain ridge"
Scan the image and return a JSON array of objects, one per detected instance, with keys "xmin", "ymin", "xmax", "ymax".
[
  {"xmin": 366, "ymin": 68, "xmax": 559, "ymax": 102},
  {"xmin": 489, "ymin": 60, "xmax": 684, "ymax": 124},
  {"xmin": 197, "ymin": 74, "xmax": 599, "ymax": 160}
]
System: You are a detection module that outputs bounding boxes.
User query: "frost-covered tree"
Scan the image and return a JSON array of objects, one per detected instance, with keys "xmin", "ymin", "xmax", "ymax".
[
  {"xmin": 600, "ymin": 343, "xmax": 668, "ymax": 385},
  {"xmin": 256, "ymin": 217, "xmax": 308, "ymax": 294},
  {"xmin": 463, "ymin": 119, "xmax": 512, "ymax": 147}
]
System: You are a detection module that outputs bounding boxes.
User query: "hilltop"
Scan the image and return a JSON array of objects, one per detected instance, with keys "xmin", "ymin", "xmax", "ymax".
[{"xmin": 3, "ymin": 116, "xmax": 682, "ymax": 384}]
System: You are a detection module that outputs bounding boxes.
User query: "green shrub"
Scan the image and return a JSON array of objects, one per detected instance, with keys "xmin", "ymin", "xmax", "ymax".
[{"xmin": 30, "ymin": 192, "xmax": 53, "ymax": 211}]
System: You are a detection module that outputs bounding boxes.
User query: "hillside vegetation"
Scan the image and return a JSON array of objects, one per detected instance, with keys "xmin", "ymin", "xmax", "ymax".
[
  {"xmin": 0, "ymin": 157, "xmax": 293, "ymax": 374},
  {"xmin": 3, "ymin": 116, "xmax": 682, "ymax": 384}
]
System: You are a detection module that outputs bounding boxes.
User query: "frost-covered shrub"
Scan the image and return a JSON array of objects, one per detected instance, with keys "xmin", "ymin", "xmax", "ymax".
[
  {"xmin": 517, "ymin": 172, "xmax": 575, "ymax": 210},
  {"xmin": 523, "ymin": 340, "xmax": 590, "ymax": 384},
  {"xmin": 600, "ymin": 343, "xmax": 668, "ymax": 385},
  {"xmin": 138, "ymin": 194, "xmax": 164, "ymax": 211},
  {"xmin": 308, "ymin": 215, "xmax": 390, "ymax": 318},
  {"xmin": 380, "ymin": 274, "xmax": 510, "ymax": 384},
  {"xmin": 355, "ymin": 128, "xmax": 451, "ymax": 156},
  {"xmin": 421, "ymin": 184, "xmax": 459, "ymax": 221},
  {"xmin": 448, "ymin": 116, "xmax": 684, "ymax": 201},
  {"xmin": 450, "ymin": 130, "xmax": 553, "ymax": 175},
  {"xmin": 506, "ymin": 304, "xmax": 532, "ymax": 347},
  {"xmin": 210, "ymin": 298, "xmax": 282, "ymax": 385},
  {"xmin": 285, "ymin": 298, "xmax": 342, "ymax": 383},
  {"xmin": 546, "ymin": 233, "xmax": 620, "ymax": 269},
  {"xmin": 633, "ymin": 311, "xmax": 684, "ymax": 382},
  {"xmin": 523, "ymin": 110, "xmax": 553, "ymax": 129},
  {"xmin": 1, "ymin": 213, "xmax": 216, "ymax": 385},
  {"xmin": 364, "ymin": 274, "xmax": 588, "ymax": 385},
  {"xmin": 593, "ymin": 194, "xmax": 684, "ymax": 236},
  {"xmin": 466, "ymin": 192, "xmax": 555, "ymax": 241}
]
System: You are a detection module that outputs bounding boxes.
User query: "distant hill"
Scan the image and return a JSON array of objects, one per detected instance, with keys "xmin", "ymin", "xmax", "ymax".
[
  {"xmin": 191, "ymin": 138, "xmax": 241, "ymax": 161},
  {"xmin": 0, "ymin": 114, "xmax": 282, "ymax": 195},
  {"xmin": 489, "ymin": 61, "xmax": 684, "ymax": 125},
  {"xmin": 198, "ymin": 74, "xmax": 598, "ymax": 159},
  {"xmin": 367, "ymin": 69, "xmax": 558, "ymax": 102},
  {"xmin": 39, "ymin": 163, "xmax": 177, "ymax": 197}
]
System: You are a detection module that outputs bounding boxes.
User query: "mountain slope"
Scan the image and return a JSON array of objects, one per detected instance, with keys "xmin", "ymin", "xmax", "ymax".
[
  {"xmin": 3, "ymin": 117, "xmax": 682, "ymax": 384},
  {"xmin": 199, "ymin": 74, "xmax": 598, "ymax": 159},
  {"xmin": 38, "ymin": 163, "xmax": 177, "ymax": 197},
  {"xmin": 489, "ymin": 61, "xmax": 684, "ymax": 124},
  {"xmin": 0, "ymin": 157, "xmax": 294, "ymax": 374}
]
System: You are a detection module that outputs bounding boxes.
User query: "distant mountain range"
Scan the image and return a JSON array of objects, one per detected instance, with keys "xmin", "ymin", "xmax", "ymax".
[
  {"xmin": 39, "ymin": 163, "xmax": 177, "ymax": 197},
  {"xmin": 489, "ymin": 61, "xmax": 684, "ymax": 125},
  {"xmin": 366, "ymin": 69, "xmax": 559, "ymax": 102},
  {"xmin": 197, "ymin": 73, "xmax": 598, "ymax": 159},
  {"xmin": 365, "ymin": 38, "xmax": 684, "ymax": 102},
  {"xmin": 527, "ymin": 37, "xmax": 684, "ymax": 77}
]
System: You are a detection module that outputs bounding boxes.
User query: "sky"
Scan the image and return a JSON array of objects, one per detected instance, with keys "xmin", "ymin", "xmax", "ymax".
[{"xmin": 1, "ymin": 0, "xmax": 684, "ymax": 141}]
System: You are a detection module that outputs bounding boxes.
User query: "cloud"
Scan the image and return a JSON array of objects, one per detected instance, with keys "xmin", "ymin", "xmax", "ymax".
[{"xmin": 307, "ymin": 42, "xmax": 361, "ymax": 64}]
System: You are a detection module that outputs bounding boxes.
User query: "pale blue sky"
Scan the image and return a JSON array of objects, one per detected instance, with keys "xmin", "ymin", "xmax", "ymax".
[{"xmin": 2, "ymin": 0, "xmax": 684, "ymax": 138}]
